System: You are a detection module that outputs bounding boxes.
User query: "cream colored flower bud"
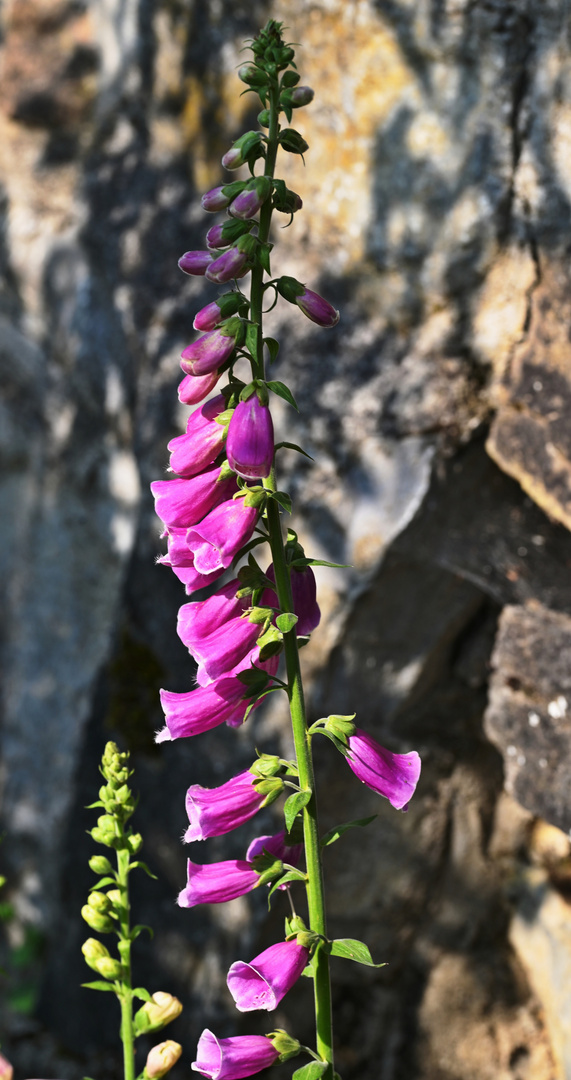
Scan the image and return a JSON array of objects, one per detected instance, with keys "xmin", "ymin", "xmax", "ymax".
[
  {"xmin": 144, "ymin": 1040, "xmax": 182, "ymax": 1078},
  {"xmin": 134, "ymin": 991, "xmax": 183, "ymax": 1035}
]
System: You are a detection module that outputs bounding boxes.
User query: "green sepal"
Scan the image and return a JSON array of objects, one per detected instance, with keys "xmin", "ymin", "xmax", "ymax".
[
  {"xmin": 264, "ymin": 337, "xmax": 280, "ymax": 364},
  {"xmin": 326, "ymin": 938, "xmax": 385, "ymax": 967},
  {"xmin": 81, "ymin": 980, "xmax": 117, "ymax": 992},
  {"xmin": 250, "ymin": 753, "xmax": 282, "ymax": 778},
  {"xmin": 241, "ymin": 486, "xmax": 267, "ymax": 509},
  {"xmin": 283, "ymin": 789, "xmax": 312, "ymax": 832},
  {"xmin": 213, "ymin": 408, "xmax": 235, "ymax": 428},
  {"xmin": 237, "ymin": 667, "xmax": 270, "ymax": 694},
  {"xmin": 243, "ymin": 685, "xmax": 283, "ymax": 721},
  {"xmin": 257, "ymin": 638, "xmax": 284, "ymax": 663},
  {"xmin": 247, "ymin": 605, "xmax": 274, "ymax": 625},
  {"xmin": 266, "ymin": 380, "xmax": 298, "ymax": 411},
  {"xmin": 275, "ymin": 441, "xmax": 314, "ymax": 461},
  {"xmin": 132, "ymin": 987, "xmax": 153, "ymax": 1002},
  {"xmin": 320, "ymin": 816, "xmax": 377, "ymax": 848},
  {"xmin": 254, "ymin": 857, "xmax": 284, "ymax": 888},
  {"xmin": 300, "ymin": 965, "xmax": 314, "ymax": 978},
  {"xmin": 292, "ymin": 1063, "xmax": 329, "ymax": 1080},
  {"xmin": 310, "ymin": 727, "xmax": 349, "ymax": 755},
  {"xmin": 285, "ymin": 914, "xmax": 308, "ymax": 938}
]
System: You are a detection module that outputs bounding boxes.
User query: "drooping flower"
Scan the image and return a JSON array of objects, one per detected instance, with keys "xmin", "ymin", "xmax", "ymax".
[
  {"xmin": 168, "ymin": 394, "xmax": 227, "ymax": 477},
  {"xmin": 227, "ymin": 939, "xmax": 310, "ymax": 1012},
  {"xmin": 221, "ymin": 131, "xmax": 262, "ymax": 171},
  {"xmin": 178, "ymin": 858, "xmax": 260, "ymax": 907},
  {"xmin": 157, "ymin": 677, "xmax": 250, "ymax": 742},
  {"xmin": 192, "ymin": 1031, "xmax": 279, "ymax": 1080},
  {"xmin": 186, "ymin": 498, "xmax": 259, "ymax": 575},
  {"xmin": 151, "ymin": 466, "xmax": 236, "ymax": 530},
  {"xmin": 346, "ymin": 729, "xmax": 421, "ymax": 810},
  {"xmin": 189, "ymin": 614, "xmax": 262, "ymax": 682},
  {"xmin": 295, "ymin": 287, "xmax": 340, "ymax": 327},
  {"xmin": 177, "ymin": 579, "xmax": 247, "ymax": 650},
  {"xmin": 178, "ymin": 250, "xmax": 214, "ymax": 276},
  {"xmin": 178, "ymin": 371, "xmax": 220, "ymax": 405},
  {"xmin": 181, "ymin": 325, "xmax": 240, "ymax": 377},
  {"xmin": 226, "ymin": 396, "xmax": 274, "ymax": 479},
  {"xmin": 229, "ymin": 178, "xmax": 271, "ymax": 221},
  {"xmin": 205, "ymin": 247, "xmax": 249, "ymax": 285},
  {"xmin": 184, "ymin": 770, "xmax": 267, "ymax": 842},
  {"xmin": 157, "ymin": 530, "xmax": 225, "ymax": 594},
  {"xmin": 193, "ymin": 293, "xmax": 245, "ymax": 331},
  {"xmin": 262, "ymin": 564, "xmax": 320, "ymax": 635}
]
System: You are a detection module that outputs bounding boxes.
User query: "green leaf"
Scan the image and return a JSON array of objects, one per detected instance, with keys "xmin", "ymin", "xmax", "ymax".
[
  {"xmin": 243, "ymin": 685, "xmax": 284, "ymax": 721},
  {"xmin": 264, "ymin": 337, "xmax": 280, "ymax": 364},
  {"xmin": 327, "ymin": 938, "xmax": 385, "ymax": 967},
  {"xmin": 131, "ymin": 924, "xmax": 154, "ymax": 941},
  {"xmin": 311, "ymin": 727, "xmax": 349, "ymax": 755},
  {"xmin": 237, "ymin": 667, "xmax": 270, "ymax": 693},
  {"xmin": 276, "ymin": 612, "xmax": 298, "ymax": 633},
  {"xmin": 270, "ymin": 490, "xmax": 292, "ymax": 515},
  {"xmin": 275, "ymin": 441, "xmax": 314, "ymax": 460},
  {"xmin": 259, "ymin": 244, "xmax": 272, "ymax": 275},
  {"xmin": 245, "ymin": 322, "xmax": 260, "ymax": 360},
  {"xmin": 267, "ymin": 868, "xmax": 308, "ymax": 905},
  {"xmin": 284, "ymin": 789, "xmax": 312, "ymax": 832},
  {"xmin": 82, "ymin": 980, "xmax": 117, "ymax": 992},
  {"xmin": 129, "ymin": 861, "xmax": 158, "ymax": 880},
  {"xmin": 291, "ymin": 558, "xmax": 351, "ymax": 569},
  {"xmin": 85, "ymin": 800, "xmax": 105, "ymax": 809},
  {"xmin": 301, "ymin": 964, "xmax": 314, "ymax": 978},
  {"xmin": 132, "ymin": 987, "xmax": 153, "ymax": 1002},
  {"xmin": 231, "ymin": 535, "xmax": 268, "ymax": 567},
  {"xmin": 292, "ymin": 1063, "xmax": 329, "ymax": 1080},
  {"xmin": 320, "ymin": 816, "xmax": 377, "ymax": 848},
  {"xmin": 91, "ymin": 876, "xmax": 115, "ymax": 889},
  {"xmin": 266, "ymin": 380, "xmax": 298, "ymax": 411}
]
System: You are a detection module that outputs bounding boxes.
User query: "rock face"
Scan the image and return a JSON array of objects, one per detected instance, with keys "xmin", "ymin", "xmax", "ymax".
[{"xmin": 1, "ymin": 1, "xmax": 571, "ymax": 1078}]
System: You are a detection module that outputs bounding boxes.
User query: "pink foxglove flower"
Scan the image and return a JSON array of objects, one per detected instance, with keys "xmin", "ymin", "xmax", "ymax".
[
  {"xmin": 226, "ymin": 396, "xmax": 274, "ymax": 479},
  {"xmin": 189, "ymin": 615, "xmax": 262, "ymax": 682},
  {"xmin": 263, "ymin": 564, "xmax": 320, "ymax": 635},
  {"xmin": 157, "ymin": 677, "xmax": 251, "ymax": 742},
  {"xmin": 181, "ymin": 326, "xmax": 239, "ymax": 377},
  {"xmin": 178, "ymin": 371, "xmax": 220, "ymax": 405},
  {"xmin": 168, "ymin": 394, "xmax": 227, "ymax": 477},
  {"xmin": 186, "ymin": 498, "xmax": 258, "ymax": 575},
  {"xmin": 151, "ymin": 466, "xmax": 236, "ymax": 530},
  {"xmin": 227, "ymin": 939, "xmax": 310, "ymax": 1012},
  {"xmin": 192, "ymin": 1031, "xmax": 279, "ymax": 1080},
  {"xmin": 184, "ymin": 770, "xmax": 266, "ymax": 842},
  {"xmin": 193, "ymin": 301, "xmax": 225, "ymax": 331},
  {"xmin": 246, "ymin": 830, "xmax": 303, "ymax": 868},
  {"xmin": 177, "ymin": 579, "xmax": 246, "ymax": 649},
  {"xmin": 205, "ymin": 247, "xmax": 249, "ymax": 285},
  {"xmin": 346, "ymin": 729, "xmax": 421, "ymax": 810},
  {"xmin": 229, "ymin": 179, "xmax": 270, "ymax": 220},
  {"xmin": 178, "ymin": 858, "xmax": 260, "ymax": 908},
  {"xmin": 178, "ymin": 250, "xmax": 214, "ymax": 276}
]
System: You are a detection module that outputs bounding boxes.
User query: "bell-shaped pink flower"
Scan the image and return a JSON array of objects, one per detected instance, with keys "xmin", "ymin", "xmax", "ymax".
[
  {"xmin": 178, "ymin": 250, "xmax": 214, "ymax": 276},
  {"xmin": 157, "ymin": 677, "xmax": 249, "ymax": 742},
  {"xmin": 181, "ymin": 326, "xmax": 238, "ymax": 377},
  {"xmin": 227, "ymin": 939, "xmax": 310, "ymax": 1012},
  {"xmin": 226, "ymin": 396, "xmax": 274, "ymax": 479},
  {"xmin": 168, "ymin": 394, "xmax": 226, "ymax": 477},
  {"xmin": 158, "ymin": 533, "xmax": 225, "ymax": 593},
  {"xmin": 189, "ymin": 615, "xmax": 262, "ymax": 682},
  {"xmin": 151, "ymin": 466, "xmax": 236, "ymax": 530},
  {"xmin": 178, "ymin": 371, "xmax": 220, "ymax": 405},
  {"xmin": 205, "ymin": 247, "xmax": 249, "ymax": 285},
  {"xmin": 262, "ymin": 564, "xmax": 321, "ymax": 635},
  {"xmin": 192, "ymin": 1031, "xmax": 279, "ymax": 1080},
  {"xmin": 295, "ymin": 287, "xmax": 339, "ymax": 327},
  {"xmin": 186, "ymin": 498, "xmax": 258, "ymax": 575},
  {"xmin": 246, "ymin": 830, "xmax": 303, "ymax": 868},
  {"xmin": 195, "ymin": 651, "xmax": 279, "ymax": 693},
  {"xmin": 346, "ymin": 729, "xmax": 421, "ymax": 810},
  {"xmin": 178, "ymin": 859, "xmax": 260, "ymax": 908},
  {"xmin": 184, "ymin": 770, "xmax": 265, "ymax": 842},
  {"xmin": 177, "ymin": 579, "xmax": 246, "ymax": 650}
]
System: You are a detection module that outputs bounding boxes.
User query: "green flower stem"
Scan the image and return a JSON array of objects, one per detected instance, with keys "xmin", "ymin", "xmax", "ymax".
[
  {"xmin": 117, "ymin": 845, "xmax": 135, "ymax": 1080},
  {"xmin": 249, "ymin": 81, "xmax": 280, "ymax": 382}
]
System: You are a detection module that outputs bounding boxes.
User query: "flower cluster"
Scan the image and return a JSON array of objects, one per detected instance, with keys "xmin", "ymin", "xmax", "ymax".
[{"xmin": 152, "ymin": 19, "xmax": 422, "ymax": 1080}]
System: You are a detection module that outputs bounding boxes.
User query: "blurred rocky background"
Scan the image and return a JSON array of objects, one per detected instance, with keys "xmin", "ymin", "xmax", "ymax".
[{"xmin": 1, "ymin": 0, "xmax": 571, "ymax": 1077}]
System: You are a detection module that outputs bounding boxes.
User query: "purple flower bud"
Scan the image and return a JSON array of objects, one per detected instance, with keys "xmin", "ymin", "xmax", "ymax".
[
  {"xmin": 346, "ymin": 729, "xmax": 421, "ymax": 810},
  {"xmin": 181, "ymin": 325, "xmax": 239, "ymax": 377},
  {"xmin": 221, "ymin": 147, "xmax": 244, "ymax": 170},
  {"xmin": 226, "ymin": 396, "xmax": 274, "ymax": 479},
  {"xmin": 186, "ymin": 498, "xmax": 259, "ymax": 575},
  {"xmin": 168, "ymin": 394, "xmax": 227, "ymax": 477},
  {"xmin": 184, "ymin": 770, "xmax": 266, "ymax": 842},
  {"xmin": 229, "ymin": 178, "xmax": 271, "ymax": 221},
  {"xmin": 151, "ymin": 465, "xmax": 236, "ymax": 530},
  {"xmin": 205, "ymin": 247, "xmax": 249, "ymax": 285},
  {"xmin": 262, "ymin": 564, "xmax": 321, "ymax": 635},
  {"xmin": 290, "ymin": 86, "xmax": 315, "ymax": 107},
  {"xmin": 227, "ymin": 939, "xmax": 310, "ymax": 1012},
  {"xmin": 193, "ymin": 293, "xmax": 244, "ymax": 331},
  {"xmin": 296, "ymin": 288, "xmax": 340, "ymax": 327},
  {"xmin": 179, "ymin": 860, "xmax": 260, "ymax": 908},
  {"xmin": 205, "ymin": 224, "xmax": 227, "ymax": 250},
  {"xmin": 192, "ymin": 1031, "xmax": 279, "ymax": 1080},
  {"xmin": 178, "ymin": 250, "xmax": 214, "ymax": 276},
  {"xmin": 178, "ymin": 371, "xmax": 220, "ymax": 405},
  {"xmin": 201, "ymin": 186, "xmax": 232, "ymax": 212},
  {"xmin": 221, "ymin": 132, "xmax": 262, "ymax": 171}
]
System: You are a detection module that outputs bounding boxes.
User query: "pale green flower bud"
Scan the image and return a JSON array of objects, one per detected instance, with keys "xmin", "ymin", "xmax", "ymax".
[
  {"xmin": 81, "ymin": 938, "xmax": 110, "ymax": 972},
  {"xmin": 87, "ymin": 891, "xmax": 111, "ymax": 913},
  {"xmin": 134, "ymin": 992, "xmax": 183, "ymax": 1036},
  {"xmin": 94, "ymin": 955, "xmax": 122, "ymax": 980},
  {"xmin": 88, "ymin": 855, "xmax": 113, "ymax": 875},
  {"xmin": 81, "ymin": 904, "xmax": 114, "ymax": 933}
]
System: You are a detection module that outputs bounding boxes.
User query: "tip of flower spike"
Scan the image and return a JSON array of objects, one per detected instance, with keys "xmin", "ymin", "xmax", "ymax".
[{"xmin": 155, "ymin": 726, "xmax": 172, "ymax": 744}]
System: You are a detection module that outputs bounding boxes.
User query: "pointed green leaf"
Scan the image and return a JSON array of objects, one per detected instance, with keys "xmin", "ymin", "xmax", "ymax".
[
  {"xmin": 311, "ymin": 727, "xmax": 349, "ymax": 755},
  {"xmin": 132, "ymin": 987, "xmax": 153, "ymax": 1002},
  {"xmin": 284, "ymin": 789, "xmax": 312, "ymax": 832},
  {"xmin": 320, "ymin": 816, "xmax": 377, "ymax": 848},
  {"xmin": 327, "ymin": 938, "xmax": 385, "ymax": 967},
  {"xmin": 270, "ymin": 490, "xmax": 292, "ymax": 515},
  {"xmin": 230, "ymin": 535, "xmax": 268, "ymax": 567},
  {"xmin": 259, "ymin": 244, "xmax": 272, "ymax": 275},
  {"xmin": 130, "ymin": 924, "xmax": 153, "ymax": 941},
  {"xmin": 276, "ymin": 612, "xmax": 298, "ymax": 633},
  {"xmin": 266, "ymin": 380, "xmax": 298, "ymax": 411},
  {"xmin": 128, "ymin": 861, "xmax": 158, "ymax": 880},
  {"xmin": 292, "ymin": 1063, "xmax": 329, "ymax": 1080},
  {"xmin": 81, "ymin": 980, "xmax": 117, "ymax": 992},
  {"xmin": 290, "ymin": 558, "xmax": 351, "ymax": 569},
  {"xmin": 264, "ymin": 337, "xmax": 280, "ymax": 364},
  {"xmin": 91, "ymin": 876, "xmax": 116, "ymax": 889},
  {"xmin": 267, "ymin": 868, "xmax": 308, "ymax": 905},
  {"xmin": 245, "ymin": 322, "xmax": 260, "ymax": 361},
  {"xmin": 85, "ymin": 801, "xmax": 105, "ymax": 809},
  {"xmin": 275, "ymin": 441, "xmax": 314, "ymax": 461}
]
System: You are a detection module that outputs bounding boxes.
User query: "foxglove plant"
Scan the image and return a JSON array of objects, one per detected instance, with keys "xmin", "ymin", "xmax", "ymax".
[{"xmin": 153, "ymin": 19, "xmax": 421, "ymax": 1080}]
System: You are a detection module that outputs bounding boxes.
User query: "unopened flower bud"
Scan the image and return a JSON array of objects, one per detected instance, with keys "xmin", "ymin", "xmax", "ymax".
[
  {"xmin": 279, "ymin": 129, "xmax": 309, "ymax": 155},
  {"xmin": 206, "ymin": 219, "xmax": 252, "ymax": 251},
  {"xmin": 106, "ymin": 888, "xmax": 123, "ymax": 908},
  {"xmin": 88, "ymin": 855, "xmax": 113, "ymax": 875},
  {"xmin": 269, "ymin": 1030, "xmax": 301, "ymax": 1062},
  {"xmin": 230, "ymin": 177, "xmax": 271, "ymax": 220},
  {"xmin": 128, "ymin": 832, "xmax": 143, "ymax": 853},
  {"xmin": 287, "ymin": 86, "xmax": 315, "ymax": 108},
  {"xmin": 134, "ymin": 992, "xmax": 183, "ymax": 1036},
  {"xmin": 323, "ymin": 714, "xmax": 357, "ymax": 741},
  {"xmin": 82, "ymin": 937, "xmax": 110, "ymax": 972},
  {"xmin": 87, "ymin": 891, "xmax": 111, "ymax": 913},
  {"xmin": 81, "ymin": 904, "xmax": 114, "ymax": 933},
  {"xmin": 238, "ymin": 64, "xmax": 269, "ymax": 88},
  {"xmin": 145, "ymin": 1040, "xmax": 182, "ymax": 1079},
  {"xmin": 205, "ymin": 247, "xmax": 250, "ymax": 285},
  {"xmin": 258, "ymin": 109, "xmax": 270, "ymax": 127},
  {"xmin": 178, "ymin": 250, "xmax": 213, "ymax": 276},
  {"xmin": 193, "ymin": 294, "xmax": 244, "ymax": 332},
  {"xmin": 226, "ymin": 394, "xmax": 274, "ymax": 479},
  {"xmin": 281, "ymin": 70, "xmax": 300, "ymax": 88},
  {"xmin": 254, "ymin": 777, "xmax": 284, "ymax": 806},
  {"xmin": 222, "ymin": 131, "xmax": 263, "ymax": 170},
  {"xmin": 201, "ymin": 186, "xmax": 231, "ymax": 212},
  {"xmin": 272, "ymin": 186, "xmax": 302, "ymax": 215},
  {"xmin": 94, "ymin": 955, "xmax": 122, "ymax": 980},
  {"xmin": 249, "ymin": 754, "xmax": 282, "ymax": 778},
  {"xmin": 277, "ymin": 277, "xmax": 340, "ymax": 328}
]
